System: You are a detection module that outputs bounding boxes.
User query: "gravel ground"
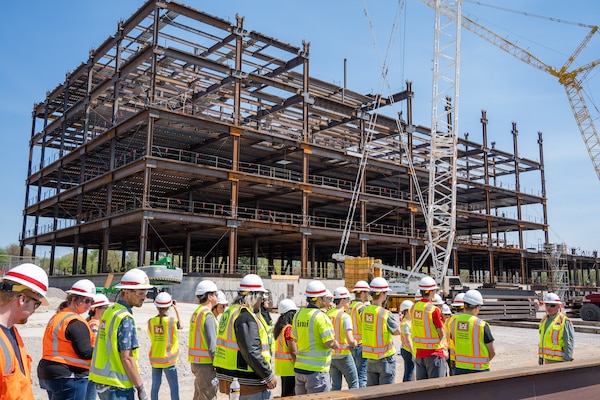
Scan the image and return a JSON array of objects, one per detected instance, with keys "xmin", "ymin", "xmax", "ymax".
[{"xmin": 20, "ymin": 290, "xmax": 600, "ymax": 399}]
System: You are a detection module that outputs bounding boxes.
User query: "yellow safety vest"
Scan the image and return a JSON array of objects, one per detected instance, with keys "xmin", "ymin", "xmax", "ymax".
[
  {"xmin": 447, "ymin": 314, "xmax": 459, "ymax": 360},
  {"xmin": 348, "ymin": 300, "xmax": 364, "ymax": 342},
  {"xmin": 400, "ymin": 319, "xmax": 412, "ymax": 353},
  {"xmin": 188, "ymin": 305, "xmax": 214, "ymax": 364},
  {"xmin": 452, "ymin": 314, "xmax": 490, "ymax": 371},
  {"xmin": 148, "ymin": 315, "xmax": 179, "ymax": 368},
  {"xmin": 258, "ymin": 312, "xmax": 275, "ymax": 356},
  {"xmin": 89, "ymin": 303, "xmax": 139, "ymax": 388},
  {"xmin": 291, "ymin": 307, "xmax": 335, "ymax": 372},
  {"xmin": 327, "ymin": 308, "xmax": 351, "ymax": 356},
  {"xmin": 274, "ymin": 325, "xmax": 294, "ymax": 377},
  {"xmin": 539, "ymin": 313, "xmax": 567, "ymax": 361},
  {"xmin": 411, "ymin": 301, "xmax": 443, "ymax": 350},
  {"xmin": 213, "ymin": 305, "xmax": 271, "ymax": 372},
  {"xmin": 361, "ymin": 305, "xmax": 395, "ymax": 359}
]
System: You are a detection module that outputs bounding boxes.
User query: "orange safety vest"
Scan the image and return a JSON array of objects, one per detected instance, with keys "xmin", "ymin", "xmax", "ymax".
[
  {"xmin": 0, "ymin": 326, "xmax": 34, "ymax": 400},
  {"xmin": 411, "ymin": 301, "xmax": 443, "ymax": 350},
  {"xmin": 42, "ymin": 310, "xmax": 92, "ymax": 369},
  {"xmin": 188, "ymin": 305, "xmax": 215, "ymax": 364}
]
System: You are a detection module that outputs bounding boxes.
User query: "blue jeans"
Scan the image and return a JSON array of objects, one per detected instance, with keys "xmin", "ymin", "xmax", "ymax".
[
  {"xmin": 366, "ymin": 356, "xmax": 396, "ymax": 386},
  {"xmin": 40, "ymin": 377, "xmax": 88, "ymax": 400},
  {"xmin": 85, "ymin": 379, "xmax": 98, "ymax": 400},
  {"xmin": 330, "ymin": 354, "xmax": 359, "ymax": 390},
  {"xmin": 97, "ymin": 386, "xmax": 134, "ymax": 400},
  {"xmin": 151, "ymin": 365, "xmax": 180, "ymax": 400},
  {"xmin": 415, "ymin": 355, "xmax": 447, "ymax": 380},
  {"xmin": 400, "ymin": 348, "xmax": 415, "ymax": 382},
  {"xmin": 350, "ymin": 344, "xmax": 367, "ymax": 388}
]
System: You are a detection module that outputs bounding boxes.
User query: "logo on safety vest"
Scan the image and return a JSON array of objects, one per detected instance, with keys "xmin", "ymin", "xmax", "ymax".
[
  {"xmin": 154, "ymin": 325, "xmax": 165, "ymax": 335},
  {"xmin": 458, "ymin": 321, "xmax": 469, "ymax": 331},
  {"xmin": 414, "ymin": 310, "xmax": 423, "ymax": 319},
  {"xmin": 365, "ymin": 313, "xmax": 374, "ymax": 323}
]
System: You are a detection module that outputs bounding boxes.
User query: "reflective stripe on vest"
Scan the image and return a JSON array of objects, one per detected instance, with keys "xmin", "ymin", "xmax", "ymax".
[
  {"xmin": 327, "ymin": 308, "xmax": 350, "ymax": 356},
  {"xmin": 188, "ymin": 305, "xmax": 213, "ymax": 364},
  {"xmin": 539, "ymin": 313, "xmax": 567, "ymax": 361},
  {"xmin": 0, "ymin": 327, "xmax": 34, "ymax": 400},
  {"xmin": 291, "ymin": 307, "xmax": 334, "ymax": 372},
  {"xmin": 274, "ymin": 325, "xmax": 294, "ymax": 377},
  {"xmin": 348, "ymin": 300, "xmax": 364, "ymax": 341},
  {"xmin": 452, "ymin": 314, "xmax": 490, "ymax": 370},
  {"xmin": 361, "ymin": 305, "xmax": 395, "ymax": 359},
  {"xmin": 42, "ymin": 310, "xmax": 92, "ymax": 369},
  {"xmin": 411, "ymin": 301, "xmax": 442, "ymax": 349},
  {"xmin": 400, "ymin": 319, "xmax": 412, "ymax": 352},
  {"xmin": 148, "ymin": 315, "xmax": 179, "ymax": 367}
]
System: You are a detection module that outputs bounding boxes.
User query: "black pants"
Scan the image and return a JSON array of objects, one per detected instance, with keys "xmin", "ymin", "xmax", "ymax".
[{"xmin": 281, "ymin": 375, "xmax": 295, "ymax": 397}]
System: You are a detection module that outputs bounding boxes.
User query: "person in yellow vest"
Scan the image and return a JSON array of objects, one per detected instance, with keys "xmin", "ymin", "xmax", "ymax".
[
  {"xmin": 450, "ymin": 289, "xmax": 495, "ymax": 374},
  {"xmin": 188, "ymin": 279, "xmax": 219, "ymax": 400},
  {"xmin": 292, "ymin": 280, "xmax": 339, "ymax": 394},
  {"xmin": 362, "ymin": 277, "xmax": 400, "ymax": 386},
  {"xmin": 411, "ymin": 276, "xmax": 447, "ymax": 379},
  {"xmin": 89, "ymin": 268, "xmax": 154, "ymax": 400},
  {"xmin": 259, "ymin": 291, "xmax": 275, "ymax": 357},
  {"xmin": 441, "ymin": 303, "xmax": 453, "ymax": 376},
  {"xmin": 399, "ymin": 299, "xmax": 415, "ymax": 382},
  {"xmin": 348, "ymin": 280, "xmax": 370, "ymax": 388},
  {"xmin": 148, "ymin": 292, "xmax": 182, "ymax": 400},
  {"xmin": 0, "ymin": 263, "xmax": 49, "ymax": 400},
  {"xmin": 38, "ymin": 278, "xmax": 96, "ymax": 399},
  {"xmin": 214, "ymin": 274, "xmax": 277, "ymax": 398},
  {"xmin": 538, "ymin": 292, "xmax": 574, "ymax": 364},
  {"xmin": 274, "ymin": 299, "xmax": 299, "ymax": 397},
  {"xmin": 327, "ymin": 287, "xmax": 359, "ymax": 390},
  {"xmin": 85, "ymin": 293, "xmax": 111, "ymax": 400}
]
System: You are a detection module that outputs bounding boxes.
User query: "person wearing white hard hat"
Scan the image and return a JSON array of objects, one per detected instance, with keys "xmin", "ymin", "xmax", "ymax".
[
  {"xmin": 188, "ymin": 279, "xmax": 219, "ymax": 400},
  {"xmin": 320, "ymin": 289, "xmax": 334, "ymax": 312},
  {"xmin": 412, "ymin": 275, "xmax": 447, "ymax": 380},
  {"xmin": 38, "ymin": 278, "xmax": 96, "ymax": 400},
  {"xmin": 89, "ymin": 268, "xmax": 154, "ymax": 400},
  {"xmin": 214, "ymin": 274, "xmax": 277, "ymax": 398},
  {"xmin": 538, "ymin": 292, "xmax": 574, "ymax": 364},
  {"xmin": 449, "ymin": 289, "xmax": 495, "ymax": 375},
  {"xmin": 399, "ymin": 299, "xmax": 415, "ymax": 382},
  {"xmin": 147, "ymin": 292, "xmax": 182, "ymax": 400},
  {"xmin": 0, "ymin": 263, "xmax": 49, "ymax": 400},
  {"xmin": 327, "ymin": 287, "xmax": 358, "ymax": 390},
  {"xmin": 274, "ymin": 299, "xmax": 299, "ymax": 397},
  {"xmin": 212, "ymin": 290, "xmax": 229, "ymax": 322},
  {"xmin": 291, "ymin": 280, "xmax": 339, "ymax": 394},
  {"xmin": 362, "ymin": 277, "xmax": 400, "ymax": 386},
  {"xmin": 348, "ymin": 280, "xmax": 370, "ymax": 388}
]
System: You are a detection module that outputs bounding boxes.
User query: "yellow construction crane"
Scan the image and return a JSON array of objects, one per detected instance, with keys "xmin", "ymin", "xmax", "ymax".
[{"xmin": 422, "ymin": 0, "xmax": 600, "ymax": 180}]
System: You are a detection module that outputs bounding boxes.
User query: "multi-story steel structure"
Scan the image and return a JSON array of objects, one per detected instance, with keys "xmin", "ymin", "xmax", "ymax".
[{"xmin": 20, "ymin": 0, "xmax": 598, "ymax": 290}]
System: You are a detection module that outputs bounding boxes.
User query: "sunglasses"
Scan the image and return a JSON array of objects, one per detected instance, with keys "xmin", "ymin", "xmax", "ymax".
[
  {"xmin": 79, "ymin": 297, "xmax": 94, "ymax": 304},
  {"xmin": 545, "ymin": 304, "xmax": 558, "ymax": 308},
  {"xmin": 21, "ymin": 293, "xmax": 42, "ymax": 310}
]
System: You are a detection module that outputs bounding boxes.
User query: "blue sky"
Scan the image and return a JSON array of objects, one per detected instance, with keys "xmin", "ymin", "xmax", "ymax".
[{"xmin": 1, "ymin": 1, "xmax": 599, "ymax": 256}]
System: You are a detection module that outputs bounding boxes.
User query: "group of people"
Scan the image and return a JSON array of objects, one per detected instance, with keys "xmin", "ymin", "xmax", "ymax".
[{"xmin": 0, "ymin": 263, "xmax": 576, "ymax": 400}]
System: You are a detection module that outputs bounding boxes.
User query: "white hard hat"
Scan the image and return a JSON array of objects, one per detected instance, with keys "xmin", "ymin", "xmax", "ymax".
[
  {"xmin": 195, "ymin": 280, "xmax": 218, "ymax": 296},
  {"xmin": 333, "ymin": 287, "xmax": 351, "ymax": 300},
  {"xmin": 238, "ymin": 274, "xmax": 268, "ymax": 293},
  {"xmin": 418, "ymin": 276, "xmax": 438, "ymax": 291},
  {"xmin": 442, "ymin": 304, "xmax": 452, "ymax": 315},
  {"xmin": 305, "ymin": 280, "xmax": 328, "ymax": 297},
  {"xmin": 543, "ymin": 292, "xmax": 562, "ymax": 305},
  {"xmin": 279, "ymin": 298, "xmax": 298, "ymax": 314},
  {"xmin": 115, "ymin": 268, "xmax": 153, "ymax": 290},
  {"xmin": 92, "ymin": 293, "xmax": 110, "ymax": 308},
  {"xmin": 463, "ymin": 289, "xmax": 484, "ymax": 306},
  {"xmin": 400, "ymin": 299, "xmax": 414, "ymax": 312},
  {"xmin": 352, "ymin": 280, "xmax": 371, "ymax": 292},
  {"xmin": 66, "ymin": 279, "xmax": 96, "ymax": 298},
  {"xmin": 369, "ymin": 277, "xmax": 391, "ymax": 293},
  {"xmin": 216, "ymin": 290, "xmax": 229, "ymax": 305},
  {"xmin": 324, "ymin": 289, "xmax": 333, "ymax": 298},
  {"xmin": 154, "ymin": 292, "xmax": 173, "ymax": 308},
  {"xmin": 432, "ymin": 294, "xmax": 444, "ymax": 305},
  {"xmin": 414, "ymin": 288, "xmax": 422, "ymax": 301},
  {"xmin": 451, "ymin": 292, "xmax": 465, "ymax": 307},
  {"xmin": 2, "ymin": 263, "xmax": 49, "ymax": 305}
]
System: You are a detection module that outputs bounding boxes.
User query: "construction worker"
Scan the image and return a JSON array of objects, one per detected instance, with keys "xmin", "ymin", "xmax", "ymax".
[
  {"xmin": 274, "ymin": 299, "xmax": 299, "ymax": 397},
  {"xmin": 85, "ymin": 293, "xmax": 110, "ymax": 400},
  {"xmin": 348, "ymin": 280, "xmax": 370, "ymax": 388},
  {"xmin": 361, "ymin": 277, "xmax": 400, "ymax": 386},
  {"xmin": 292, "ymin": 280, "xmax": 339, "ymax": 394},
  {"xmin": 327, "ymin": 287, "xmax": 358, "ymax": 390},
  {"xmin": 446, "ymin": 292, "xmax": 465, "ymax": 376},
  {"xmin": 399, "ymin": 299, "xmax": 415, "ymax": 382},
  {"xmin": 538, "ymin": 292, "xmax": 574, "ymax": 364},
  {"xmin": 214, "ymin": 274, "xmax": 277, "ymax": 398},
  {"xmin": 450, "ymin": 289, "xmax": 495, "ymax": 374},
  {"xmin": 188, "ymin": 279, "xmax": 219, "ymax": 400},
  {"xmin": 148, "ymin": 292, "xmax": 182, "ymax": 400},
  {"xmin": 0, "ymin": 263, "xmax": 49, "ymax": 400},
  {"xmin": 259, "ymin": 290, "xmax": 275, "ymax": 357},
  {"xmin": 451, "ymin": 292, "xmax": 465, "ymax": 313},
  {"xmin": 321, "ymin": 289, "xmax": 334, "ymax": 312},
  {"xmin": 89, "ymin": 268, "xmax": 154, "ymax": 400},
  {"xmin": 412, "ymin": 276, "xmax": 447, "ymax": 379},
  {"xmin": 441, "ymin": 303, "xmax": 453, "ymax": 376},
  {"xmin": 38, "ymin": 278, "xmax": 96, "ymax": 399},
  {"xmin": 212, "ymin": 290, "xmax": 229, "ymax": 322}
]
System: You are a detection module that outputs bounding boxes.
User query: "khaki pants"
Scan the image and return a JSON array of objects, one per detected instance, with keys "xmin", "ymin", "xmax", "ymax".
[{"xmin": 191, "ymin": 363, "xmax": 217, "ymax": 400}]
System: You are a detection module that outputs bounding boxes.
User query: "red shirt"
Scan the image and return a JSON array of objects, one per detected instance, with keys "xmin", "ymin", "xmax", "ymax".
[{"xmin": 415, "ymin": 300, "xmax": 445, "ymax": 358}]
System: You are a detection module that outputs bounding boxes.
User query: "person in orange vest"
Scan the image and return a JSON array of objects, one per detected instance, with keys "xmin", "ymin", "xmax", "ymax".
[
  {"xmin": 147, "ymin": 292, "xmax": 182, "ymax": 400},
  {"xmin": 0, "ymin": 263, "xmax": 49, "ymax": 400},
  {"xmin": 38, "ymin": 279, "xmax": 96, "ymax": 399},
  {"xmin": 274, "ymin": 298, "xmax": 298, "ymax": 397},
  {"xmin": 411, "ymin": 276, "xmax": 447, "ymax": 379},
  {"xmin": 85, "ymin": 293, "xmax": 110, "ymax": 400},
  {"xmin": 538, "ymin": 292, "xmax": 574, "ymax": 364}
]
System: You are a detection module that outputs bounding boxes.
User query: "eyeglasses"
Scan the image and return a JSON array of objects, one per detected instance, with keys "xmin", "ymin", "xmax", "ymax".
[
  {"xmin": 21, "ymin": 293, "xmax": 42, "ymax": 310},
  {"xmin": 545, "ymin": 304, "xmax": 558, "ymax": 308},
  {"xmin": 80, "ymin": 297, "xmax": 94, "ymax": 305}
]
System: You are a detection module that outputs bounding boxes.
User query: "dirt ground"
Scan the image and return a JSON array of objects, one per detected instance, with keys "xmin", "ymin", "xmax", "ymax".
[{"xmin": 21, "ymin": 289, "xmax": 600, "ymax": 399}]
